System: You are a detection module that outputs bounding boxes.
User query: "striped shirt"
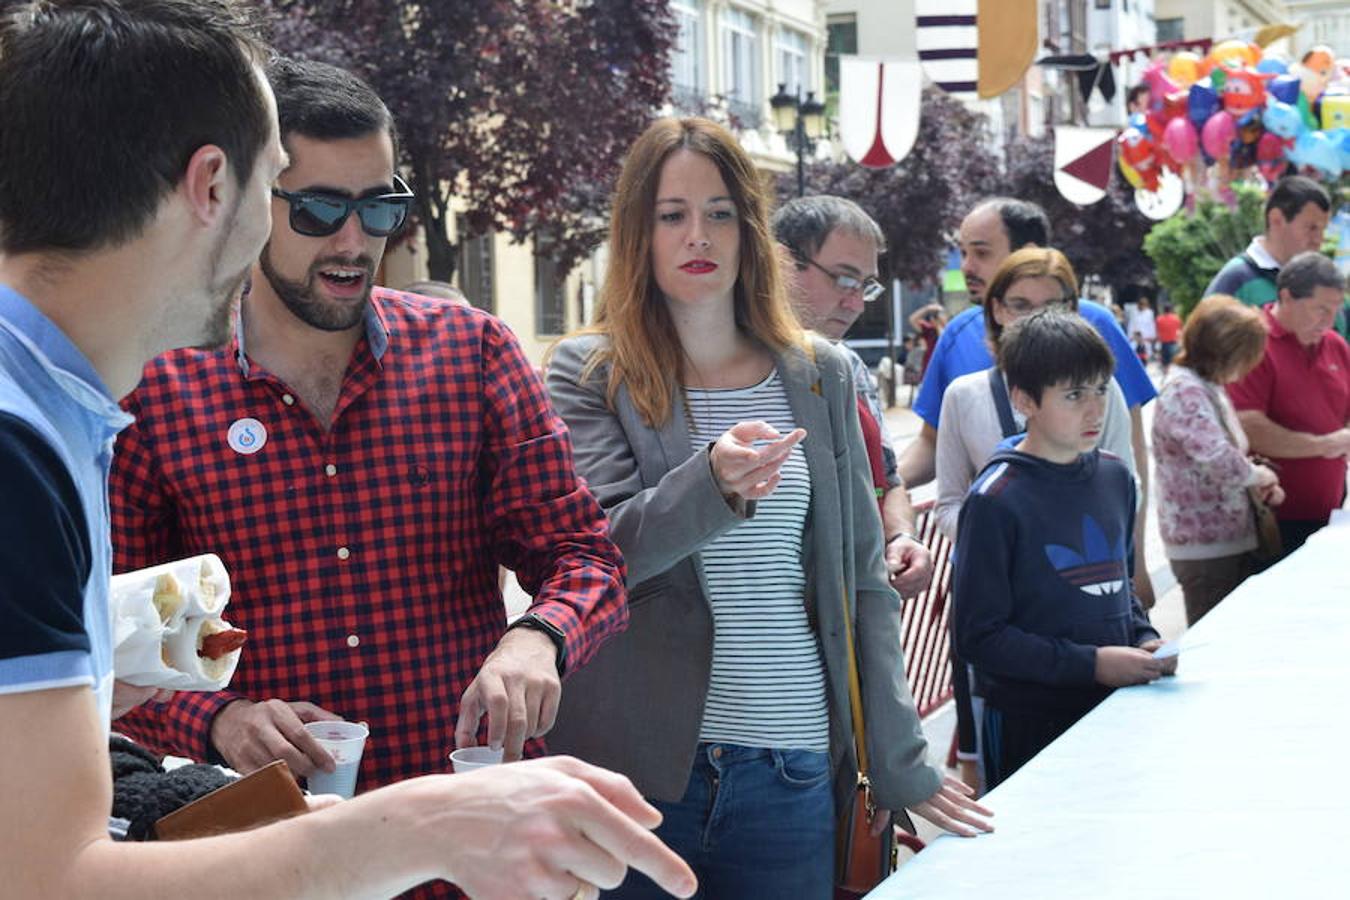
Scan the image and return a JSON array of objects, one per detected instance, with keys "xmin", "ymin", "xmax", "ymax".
[{"xmin": 685, "ymin": 370, "xmax": 829, "ymax": 751}]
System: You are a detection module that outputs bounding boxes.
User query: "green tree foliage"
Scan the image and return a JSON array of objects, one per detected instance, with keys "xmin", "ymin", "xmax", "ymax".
[
  {"xmin": 1143, "ymin": 184, "xmax": 1265, "ymax": 317},
  {"xmin": 264, "ymin": 0, "xmax": 676, "ymax": 281}
]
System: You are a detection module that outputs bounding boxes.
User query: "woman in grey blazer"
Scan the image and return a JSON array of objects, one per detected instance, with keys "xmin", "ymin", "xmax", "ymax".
[{"xmin": 546, "ymin": 117, "xmax": 990, "ymax": 899}]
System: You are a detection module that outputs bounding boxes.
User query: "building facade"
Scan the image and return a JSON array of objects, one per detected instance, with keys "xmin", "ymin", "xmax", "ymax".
[
  {"xmin": 1285, "ymin": 0, "xmax": 1350, "ymax": 56},
  {"xmin": 668, "ymin": 1, "xmax": 829, "ymax": 169},
  {"xmin": 1154, "ymin": 0, "xmax": 1293, "ymax": 52},
  {"xmin": 1087, "ymin": 0, "xmax": 1159, "ymax": 127}
]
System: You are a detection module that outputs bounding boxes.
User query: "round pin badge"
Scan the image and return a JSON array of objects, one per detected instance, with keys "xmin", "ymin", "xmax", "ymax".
[{"xmin": 227, "ymin": 418, "xmax": 267, "ymax": 455}]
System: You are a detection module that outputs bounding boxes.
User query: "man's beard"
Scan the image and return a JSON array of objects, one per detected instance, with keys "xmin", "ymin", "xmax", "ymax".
[{"xmin": 258, "ymin": 242, "xmax": 375, "ymax": 333}]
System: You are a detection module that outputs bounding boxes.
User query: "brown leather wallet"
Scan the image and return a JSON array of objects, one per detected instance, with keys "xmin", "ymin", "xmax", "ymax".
[{"xmin": 154, "ymin": 759, "xmax": 308, "ymax": 840}]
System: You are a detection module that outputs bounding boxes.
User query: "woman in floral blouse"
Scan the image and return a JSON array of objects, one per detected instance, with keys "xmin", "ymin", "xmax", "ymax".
[{"xmin": 1152, "ymin": 295, "xmax": 1284, "ymax": 624}]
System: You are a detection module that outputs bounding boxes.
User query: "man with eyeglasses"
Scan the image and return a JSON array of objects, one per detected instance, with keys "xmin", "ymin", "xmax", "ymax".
[
  {"xmin": 772, "ymin": 195, "xmax": 933, "ymax": 597},
  {"xmin": 108, "ymin": 56, "xmax": 629, "ymax": 852}
]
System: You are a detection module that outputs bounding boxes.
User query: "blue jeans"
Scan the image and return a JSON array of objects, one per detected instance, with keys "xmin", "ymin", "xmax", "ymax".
[{"xmin": 608, "ymin": 742, "xmax": 835, "ymax": 900}]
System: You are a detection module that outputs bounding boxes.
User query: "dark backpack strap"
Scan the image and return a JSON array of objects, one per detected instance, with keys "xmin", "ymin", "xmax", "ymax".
[
  {"xmin": 987, "ymin": 366, "xmax": 1019, "ymax": 438},
  {"xmin": 1240, "ymin": 252, "xmax": 1279, "ymax": 281}
]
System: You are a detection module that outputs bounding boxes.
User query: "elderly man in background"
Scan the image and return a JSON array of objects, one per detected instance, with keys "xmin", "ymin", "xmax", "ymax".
[
  {"xmin": 1229, "ymin": 251, "xmax": 1350, "ymax": 557},
  {"xmin": 773, "ymin": 194, "xmax": 933, "ymax": 596}
]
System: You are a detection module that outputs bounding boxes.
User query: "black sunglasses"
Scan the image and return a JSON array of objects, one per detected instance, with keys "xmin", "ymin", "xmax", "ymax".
[{"xmin": 271, "ymin": 175, "xmax": 414, "ymax": 238}]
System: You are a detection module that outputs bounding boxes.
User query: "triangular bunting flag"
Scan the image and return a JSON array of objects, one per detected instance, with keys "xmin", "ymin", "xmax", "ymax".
[{"xmin": 1054, "ymin": 127, "xmax": 1116, "ymax": 206}]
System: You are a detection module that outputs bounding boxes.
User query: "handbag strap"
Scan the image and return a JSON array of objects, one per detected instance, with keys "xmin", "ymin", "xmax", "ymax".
[
  {"xmin": 1200, "ymin": 379, "xmax": 1240, "ymax": 446},
  {"xmin": 1198, "ymin": 379, "xmax": 1264, "ymax": 501},
  {"xmin": 840, "ymin": 578, "xmax": 870, "ymax": 778},
  {"xmin": 987, "ymin": 367, "xmax": 1020, "ymax": 438}
]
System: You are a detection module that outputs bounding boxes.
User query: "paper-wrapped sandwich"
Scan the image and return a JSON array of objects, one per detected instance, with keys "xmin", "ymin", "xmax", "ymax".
[{"xmin": 112, "ymin": 554, "xmax": 244, "ymax": 692}]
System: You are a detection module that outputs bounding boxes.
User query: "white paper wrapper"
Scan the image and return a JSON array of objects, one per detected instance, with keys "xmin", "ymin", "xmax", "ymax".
[{"xmin": 112, "ymin": 554, "xmax": 242, "ymax": 691}]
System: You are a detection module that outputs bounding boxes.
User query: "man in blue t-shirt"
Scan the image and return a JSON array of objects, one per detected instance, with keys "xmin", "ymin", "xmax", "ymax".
[{"xmin": 897, "ymin": 198, "xmax": 1158, "ymax": 605}]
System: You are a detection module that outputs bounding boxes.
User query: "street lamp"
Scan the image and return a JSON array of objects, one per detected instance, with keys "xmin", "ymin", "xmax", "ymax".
[{"xmin": 769, "ymin": 83, "xmax": 826, "ymax": 197}]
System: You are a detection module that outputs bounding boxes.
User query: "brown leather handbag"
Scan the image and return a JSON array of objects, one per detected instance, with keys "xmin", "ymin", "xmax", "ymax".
[
  {"xmin": 834, "ymin": 585, "xmax": 898, "ymax": 899},
  {"xmin": 1248, "ymin": 479, "xmax": 1284, "ymax": 563}
]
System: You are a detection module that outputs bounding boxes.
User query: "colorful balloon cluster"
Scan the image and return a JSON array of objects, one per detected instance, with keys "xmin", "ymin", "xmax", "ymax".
[{"xmin": 1117, "ymin": 40, "xmax": 1349, "ymax": 193}]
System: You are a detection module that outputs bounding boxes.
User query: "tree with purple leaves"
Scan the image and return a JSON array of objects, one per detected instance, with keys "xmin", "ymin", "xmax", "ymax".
[
  {"xmin": 776, "ymin": 87, "xmax": 1001, "ymax": 288},
  {"xmin": 264, "ymin": 0, "xmax": 676, "ymax": 282},
  {"xmin": 1002, "ymin": 133, "xmax": 1156, "ymax": 297}
]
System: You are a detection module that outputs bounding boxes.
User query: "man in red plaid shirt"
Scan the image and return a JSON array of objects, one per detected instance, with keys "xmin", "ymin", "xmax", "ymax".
[{"xmin": 110, "ymin": 58, "xmax": 628, "ymax": 809}]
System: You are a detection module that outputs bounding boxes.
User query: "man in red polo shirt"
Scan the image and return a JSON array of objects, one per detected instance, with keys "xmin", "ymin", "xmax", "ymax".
[{"xmin": 1229, "ymin": 251, "xmax": 1350, "ymax": 556}]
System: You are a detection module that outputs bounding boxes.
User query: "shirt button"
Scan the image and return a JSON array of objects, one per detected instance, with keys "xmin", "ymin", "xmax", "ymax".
[
  {"xmin": 337, "ymin": 546, "xmax": 350, "ymax": 560},
  {"xmin": 325, "ymin": 464, "xmax": 338, "ymax": 477},
  {"xmin": 346, "ymin": 634, "xmax": 360, "ymax": 648},
  {"xmin": 282, "ymin": 393, "xmax": 295, "ymax": 406}
]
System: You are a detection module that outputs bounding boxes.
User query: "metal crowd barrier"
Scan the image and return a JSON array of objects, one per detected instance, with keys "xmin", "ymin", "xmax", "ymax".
[{"xmin": 901, "ymin": 500, "xmax": 955, "ymax": 720}]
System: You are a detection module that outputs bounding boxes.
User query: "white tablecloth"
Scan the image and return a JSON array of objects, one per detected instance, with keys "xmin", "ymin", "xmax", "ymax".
[{"xmin": 869, "ymin": 515, "xmax": 1350, "ymax": 900}]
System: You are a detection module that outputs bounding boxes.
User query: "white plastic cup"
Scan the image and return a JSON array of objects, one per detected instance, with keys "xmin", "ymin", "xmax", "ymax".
[
  {"xmin": 449, "ymin": 745, "xmax": 504, "ymax": 773},
  {"xmin": 303, "ymin": 720, "xmax": 369, "ymax": 798}
]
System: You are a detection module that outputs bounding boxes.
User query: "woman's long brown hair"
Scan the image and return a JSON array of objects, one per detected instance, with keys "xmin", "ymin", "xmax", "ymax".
[{"xmin": 568, "ymin": 116, "xmax": 802, "ymax": 428}]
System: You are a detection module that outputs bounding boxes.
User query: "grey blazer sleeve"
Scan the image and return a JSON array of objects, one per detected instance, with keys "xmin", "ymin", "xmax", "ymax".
[
  {"xmin": 546, "ymin": 335, "xmax": 748, "ymax": 586},
  {"xmin": 821, "ymin": 344, "xmax": 941, "ymax": 810}
]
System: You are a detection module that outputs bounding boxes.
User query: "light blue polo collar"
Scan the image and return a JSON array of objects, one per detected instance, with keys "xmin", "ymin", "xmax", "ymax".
[{"xmin": 0, "ymin": 286, "xmax": 132, "ymax": 431}]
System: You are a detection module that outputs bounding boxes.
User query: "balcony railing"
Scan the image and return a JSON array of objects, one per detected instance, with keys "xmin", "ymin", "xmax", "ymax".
[{"xmin": 724, "ymin": 96, "xmax": 763, "ymax": 130}]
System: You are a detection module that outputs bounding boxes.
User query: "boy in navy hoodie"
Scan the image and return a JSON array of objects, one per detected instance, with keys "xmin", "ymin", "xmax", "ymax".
[{"xmin": 953, "ymin": 310, "xmax": 1174, "ymax": 789}]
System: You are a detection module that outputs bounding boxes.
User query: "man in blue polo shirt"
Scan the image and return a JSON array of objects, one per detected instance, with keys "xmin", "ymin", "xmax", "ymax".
[
  {"xmin": 0, "ymin": 3, "xmax": 696, "ymax": 898},
  {"xmin": 897, "ymin": 198, "xmax": 1157, "ymax": 601}
]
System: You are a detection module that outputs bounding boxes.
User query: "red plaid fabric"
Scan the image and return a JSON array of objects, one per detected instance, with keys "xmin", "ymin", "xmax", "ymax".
[{"xmin": 111, "ymin": 287, "xmax": 626, "ymax": 797}]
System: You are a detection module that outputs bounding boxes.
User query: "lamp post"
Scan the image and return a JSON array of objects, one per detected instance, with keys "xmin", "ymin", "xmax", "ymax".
[{"xmin": 769, "ymin": 83, "xmax": 826, "ymax": 198}]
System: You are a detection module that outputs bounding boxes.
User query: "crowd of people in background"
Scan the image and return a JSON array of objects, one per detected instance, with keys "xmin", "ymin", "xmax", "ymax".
[{"xmin": 2, "ymin": 4, "xmax": 1348, "ymax": 898}]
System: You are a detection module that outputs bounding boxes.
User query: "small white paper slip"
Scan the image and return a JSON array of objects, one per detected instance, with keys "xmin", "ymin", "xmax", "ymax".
[
  {"xmin": 1152, "ymin": 638, "xmax": 1208, "ymax": 660},
  {"xmin": 1152, "ymin": 640, "xmax": 1182, "ymax": 660}
]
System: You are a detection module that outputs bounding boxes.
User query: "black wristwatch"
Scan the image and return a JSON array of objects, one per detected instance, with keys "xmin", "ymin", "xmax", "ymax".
[{"xmin": 507, "ymin": 613, "xmax": 567, "ymax": 675}]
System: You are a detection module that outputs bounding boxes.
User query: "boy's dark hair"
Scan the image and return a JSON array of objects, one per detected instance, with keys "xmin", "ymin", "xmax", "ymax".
[
  {"xmin": 771, "ymin": 194, "xmax": 886, "ymax": 262},
  {"xmin": 999, "ymin": 309, "xmax": 1114, "ymax": 404},
  {"xmin": 972, "ymin": 197, "xmax": 1051, "ymax": 250},
  {"xmin": 1265, "ymin": 175, "xmax": 1330, "ymax": 231},
  {"xmin": 1126, "ymin": 84, "xmax": 1150, "ymax": 107},
  {"xmin": 0, "ymin": 0, "xmax": 271, "ymax": 255},
  {"xmin": 267, "ymin": 56, "xmax": 399, "ymax": 160}
]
